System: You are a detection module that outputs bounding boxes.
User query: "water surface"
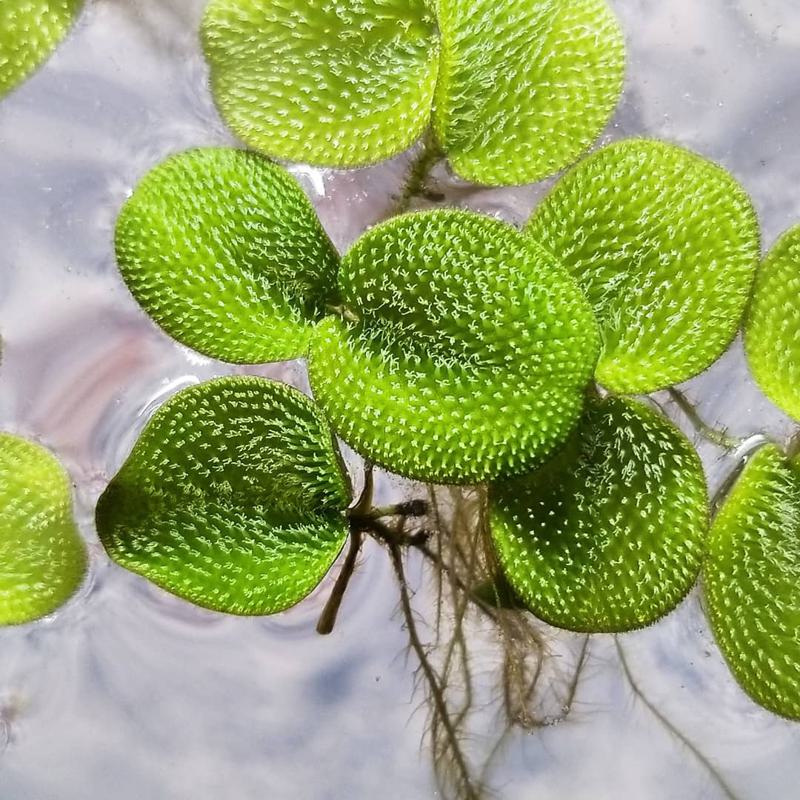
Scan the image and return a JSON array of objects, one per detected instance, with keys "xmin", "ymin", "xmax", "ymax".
[{"xmin": 1, "ymin": 1, "xmax": 800, "ymax": 797}]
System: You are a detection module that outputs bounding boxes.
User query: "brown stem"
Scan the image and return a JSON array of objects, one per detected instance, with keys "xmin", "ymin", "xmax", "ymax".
[
  {"xmin": 350, "ymin": 461, "xmax": 375, "ymax": 517},
  {"xmin": 316, "ymin": 461, "xmax": 376, "ymax": 635},
  {"xmin": 316, "ymin": 529, "xmax": 363, "ymax": 635},
  {"xmin": 348, "ymin": 499, "xmax": 428, "ymax": 528}
]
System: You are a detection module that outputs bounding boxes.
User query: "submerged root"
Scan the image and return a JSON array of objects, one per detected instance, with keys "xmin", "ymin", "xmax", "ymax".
[{"xmin": 380, "ymin": 485, "xmax": 589, "ymax": 800}]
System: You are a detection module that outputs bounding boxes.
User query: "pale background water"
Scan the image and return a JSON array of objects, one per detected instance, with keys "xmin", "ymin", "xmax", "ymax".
[{"xmin": 1, "ymin": 1, "xmax": 800, "ymax": 798}]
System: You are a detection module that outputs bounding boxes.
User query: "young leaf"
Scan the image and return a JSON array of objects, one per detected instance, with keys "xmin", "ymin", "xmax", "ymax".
[
  {"xmin": 0, "ymin": 0, "xmax": 81, "ymax": 98},
  {"xmin": 96, "ymin": 377, "xmax": 351, "ymax": 616},
  {"xmin": 0, "ymin": 433, "xmax": 87, "ymax": 625},
  {"xmin": 527, "ymin": 139, "xmax": 760, "ymax": 393},
  {"xmin": 745, "ymin": 225, "xmax": 800, "ymax": 420},
  {"xmin": 308, "ymin": 210, "xmax": 599, "ymax": 484},
  {"xmin": 433, "ymin": 0, "xmax": 625, "ymax": 185},
  {"xmin": 490, "ymin": 396, "xmax": 708, "ymax": 632},
  {"xmin": 115, "ymin": 148, "xmax": 340, "ymax": 364},
  {"xmin": 705, "ymin": 445, "xmax": 800, "ymax": 719},
  {"xmin": 201, "ymin": 0, "xmax": 439, "ymax": 167}
]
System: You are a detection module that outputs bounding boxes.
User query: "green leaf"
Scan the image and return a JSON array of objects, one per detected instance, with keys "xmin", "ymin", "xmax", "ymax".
[
  {"xmin": 527, "ymin": 139, "xmax": 760, "ymax": 393},
  {"xmin": 200, "ymin": 0, "xmax": 624, "ymax": 184},
  {"xmin": 0, "ymin": 433, "xmax": 86, "ymax": 625},
  {"xmin": 745, "ymin": 225, "xmax": 800, "ymax": 421},
  {"xmin": 490, "ymin": 396, "xmax": 708, "ymax": 632},
  {"xmin": 115, "ymin": 148, "xmax": 340, "ymax": 364},
  {"xmin": 433, "ymin": 0, "xmax": 625, "ymax": 185},
  {"xmin": 96, "ymin": 377, "xmax": 351, "ymax": 616},
  {"xmin": 705, "ymin": 444, "xmax": 800, "ymax": 719},
  {"xmin": 308, "ymin": 209, "xmax": 599, "ymax": 484},
  {"xmin": 201, "ymin": 0, "xmax": 439, "ymax": 168},
  {"xmin": 0, "ymin": 0, "xmax": 81, "ymax": 98}
]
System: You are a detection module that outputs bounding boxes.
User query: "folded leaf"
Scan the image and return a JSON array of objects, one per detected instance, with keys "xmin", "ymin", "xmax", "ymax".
[
  {"xmin": 202, "ymin": 0, "xmax": 439, "ymax": 167},
  {"xmin": 96, "ymin": 377, "xmax": 351, "ymax": 615},
  {"xmin": 115, "ymin": 148, "xmax": 339, "ymax": 364},
  {"xmin": 705, "ymin": 444, "xmax": 800, "ymax": 719},
  {"xmin": 527, "ymin": 139, "xmax": 760, "ymax": 393},
  {"xmin": 745, "ymin": 225, "xmax": 800, "ymax": 420},
  {"xmin": 433, "ymin": 0, "xmax": 624, "ymax": 185},
  {"xmin": 490, "ymin": 396, "xmax": 708, "ymax": 632},
  {"xmin": 0, "ymin": 433, "xmax": 86, "ymax": 625},
  {"xmin": 308, "ymin": 210, "xmax": 599, "ymax": 484},
  {"xmin": 0, "ymin": 0, "xmax": 81, "ymax": 98}
]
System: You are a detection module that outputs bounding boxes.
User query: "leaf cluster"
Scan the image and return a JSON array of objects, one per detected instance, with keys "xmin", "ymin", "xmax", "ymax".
[{"xmin": 2, "ymin": 0, "xmax": 800, "ymax": 741}]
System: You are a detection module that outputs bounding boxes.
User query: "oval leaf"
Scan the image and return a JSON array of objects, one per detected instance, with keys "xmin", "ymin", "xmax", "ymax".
[
  {"xmin": 96, "ymin": 377, "xmax": 351, "ymax": 616},
  {"xmin": 490, "ymin": 396, "xmax": 708, "ymax": 632},
  {"xmin": 115, "ymin": 148, "xmax": 340, "ymax": 364},
  {"xmin": 705, "ymin": 444, "xmax": 800, "ymax": 719},
  {"xmin": 526, "ymin": 139, "xmax": 760, "ymax": 393},
  {"xmin": 308, "ymin": 210, "xmax": 599, "ymax": 484},
  {"xmin": 745, "ymin": 225, "xmax": 800, "ymax": 420},
  {"xmin": 0, "ymin": 0, "xmax": 81, "ymax": 98},
  {"xmin": 0, "ymin": 433, "xmax": 86, "ymax": 625},
  {"xmin": 202, "ymin": 0, "xmax": 439, "ymax": 167},
  {"xmin": 433, "ymin": 0, "xmax": 625, "ymax": 185}
]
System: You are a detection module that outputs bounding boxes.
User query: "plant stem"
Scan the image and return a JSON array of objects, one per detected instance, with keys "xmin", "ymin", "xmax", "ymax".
[
  {"xmin": 391, "ymin": 129, "xmax": 445, "ymax": 217},
  {"xmin": 666, "ymin": 388, "xmax": 742, "ymax": 449},
  {"xmin": 615, "ymin": 638, "xmax": 740, "ymax": 800},
  {"xmin": 350, "ymin": 461, "xmax": 375, "ymax": 517},
  {"xmin": 348, "ymin": 499, "xmax": 428, "ymax": 527},
  {"xmin": 316, "ymin": 530, "xmax": 363, "ymax": 635},
  {"xmin": 316, "ymin": 462, "xmax": 374, "ymax": 635}
]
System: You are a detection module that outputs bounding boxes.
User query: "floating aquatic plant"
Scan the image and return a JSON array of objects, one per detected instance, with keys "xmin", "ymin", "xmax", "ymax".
[
  {"xmin": 745, "ymin": 224, "xmax": 800, "ymax": 421},
  {"xmin": 92, "ymin": 136, "xmax": 800, "ymax": 735},
  {"xmin": 307, "ymin": 210, "xmax": 599, "ymax": 483},
  {"xmin": 0, "ymin": 432, "xmax": 86, "ymax": 624},
  {"xmin": 484, "ymin": 138, "xmax": 760, "ymax": 640},
  {"xmin": 115, "ymin": 147, "xmax": 599, "ymax": 484},
  {"xmin": 2, "ymin": 99, "xmax": 796, "ymax": 800},
  {"xmin": 705, "ymin": 444, "xmax": 800, "ymax": 720},
  {"xmin": 527, "ymin": 138, "xmax": 761, "ymax": 393},
  {"xmin": 201, "ymin": 0, "xmax": 625, "ymax": 185},
  {"xmin": 0, "ymin": 0, "xmax": 82, "ymax": 98},
  {"xmin": 490, "ymin": 396, "xmax": 708, "ymax": 632},
  {"xmin": 0, "ymin": 4, "xmax": 797, "ymax": 798},
  {"xmin": 115, "ymin": 147, "xmax": 340, "ymax": 364},
  {"xmin": 96, "ymin": 377, "xmax": 351, "ymax": 615}
]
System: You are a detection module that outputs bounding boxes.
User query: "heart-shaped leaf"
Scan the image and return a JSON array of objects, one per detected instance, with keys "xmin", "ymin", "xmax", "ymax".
[
  {"xmin": 745, "ymin": 225, "xmax": 800, "ymax": 421},
  {"xmin": 433, "ymin": 0, "xmax": 625, "ymax": 185},
  {"xmin": 527, "ymin": 139, "xmax": 760, "ymax": 393},
  {"xmin": 201, "ymin": 0, "xmax": 440, "ymax": 168},
  {"xmin": 705, "ymin": 444, "xmax": 800, "ymax": 719},
  {"xmin": 115, "ymin": 148, "xmax": 340, "ymax": 364},
  {"xmin": 490, "ymin": 396, "xmax": 708, "ymax": 632},
  {"xmin": 308, "ymin": 210, "xmax": 599, "ymax": 484},
  {"xmin": 96, "ymin": 377, "xmax": 351, "ymax": 615},
  {"xmin": 0, "ymin": 433, "xmax": 87, "ymax": 625},
  {"xmin": 0, "ymin": 0, "xmax": 81, "ymax": 98}
]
